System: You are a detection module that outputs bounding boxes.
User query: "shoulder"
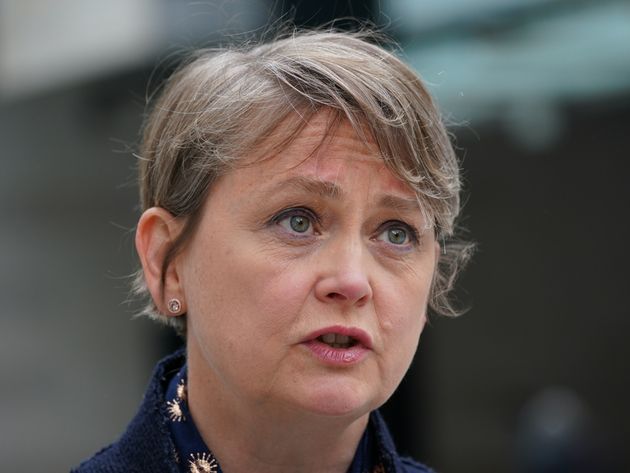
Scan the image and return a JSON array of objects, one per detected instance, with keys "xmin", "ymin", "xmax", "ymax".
[
  {"xmin": 400, "ymin": 456, "xmax": 436, "ymax": 473},
  {"xmin": 71, "ymin": 411, "xmax": 177, "ymax": 473},
  {"xmin": 369, "ymin": 410, "xmax": 436, "ymax": 473},
  {"xmin": 71, "ymin": 442, "xmax": 139, "ymax": 473},
  {"xmin": 71, "ymin": 350, "xmax": 185, "ymax": 473}
]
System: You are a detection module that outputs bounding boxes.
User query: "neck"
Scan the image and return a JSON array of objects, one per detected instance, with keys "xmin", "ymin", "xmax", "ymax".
[{"xmin": 186, "ymin": 344, "xmax": 370, "ymax": 473}]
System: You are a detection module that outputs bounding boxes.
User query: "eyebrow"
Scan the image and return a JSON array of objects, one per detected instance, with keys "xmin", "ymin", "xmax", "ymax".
[
  {"xmin": 272, "ymin": 176, "xmax": 343, "ymax": 200},
  {"xmin": 377, "ymin": 194, "xmax": 421, "ymax": 213},
  {"xmin": 266, "ymin": 176, "xmax": 420, "ymax": 213}
]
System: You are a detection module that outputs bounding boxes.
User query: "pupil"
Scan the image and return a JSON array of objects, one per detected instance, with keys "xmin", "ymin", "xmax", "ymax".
[
  {"xmin": 290, "ymin": 215, "xmax": 309, "ymax": 233},
  {"xmin": 389, "ymin": 228, "xmax": 406, "ymax": 244}
]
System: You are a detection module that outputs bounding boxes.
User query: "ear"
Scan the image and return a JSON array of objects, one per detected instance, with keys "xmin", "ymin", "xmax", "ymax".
[
  {"xmin": 429, "ymin": 237, "xmax": 442, "ymax": 295},
  {"xmin": 434, "ymin": 237, "xmax": 441, "ymax": 264},
  {"xmin": 135, "ymin": 207, "xmax": 186, "ymax": 316}
]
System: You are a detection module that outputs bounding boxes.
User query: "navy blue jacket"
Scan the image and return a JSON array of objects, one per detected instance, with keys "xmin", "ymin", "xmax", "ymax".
[{"xmin": 72, "ymin": 350, "xmax": 434, "ymax": 473}]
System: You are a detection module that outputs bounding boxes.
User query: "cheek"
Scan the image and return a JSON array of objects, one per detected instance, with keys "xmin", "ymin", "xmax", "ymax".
[
  {"xmin": 378, "ymin": 309, "xmax": 426, "ymax": 400},
  {"xmin": 183, "ymin": 235, "xmax": 312, "ymax": 348},
  {"xmin": 245, "ymin": 259, "xmax": 320, "ymax": 339},
  {"xmin": 383, "ymin": 305, "xmax": 425, "ymax": 366},
  {"xmin": 376, "ymin": 275, "xmax": 431, "ymax": 378},
  {"xmin": 377, "ymin": 266, "xmax": 431, "ymax": 333}
]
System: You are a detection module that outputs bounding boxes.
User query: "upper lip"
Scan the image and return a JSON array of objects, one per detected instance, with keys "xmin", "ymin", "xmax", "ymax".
[{"xmin": 302, "ymin": 325, "xmax": 373, "ymax": 349}]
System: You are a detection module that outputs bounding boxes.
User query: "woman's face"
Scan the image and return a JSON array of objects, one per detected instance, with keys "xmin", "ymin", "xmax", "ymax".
[{"xmin": 178, "ymin": 114, "xmax": 439, "ymax": 419}]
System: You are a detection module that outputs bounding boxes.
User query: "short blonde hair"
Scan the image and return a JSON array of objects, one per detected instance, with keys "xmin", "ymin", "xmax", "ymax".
[{"xmin": 135, "ymin": 29, "xmax": 473, "ymax": 336}]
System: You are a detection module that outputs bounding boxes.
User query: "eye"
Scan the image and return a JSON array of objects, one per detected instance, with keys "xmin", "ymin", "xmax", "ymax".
[
  {"xmin": 273, "ymin": 208, "xmax": 317, "ymax": 236},
  {"xmin": 385, "ymin": 227, "xmax": 408, "ymax": 245},
  {"xmin": 375, "ymin": 221, "xmax": 418, "ymax": 246},
  {"xmin": 287, "ymin": 215, "xmax": 311, "ymax": 233}
]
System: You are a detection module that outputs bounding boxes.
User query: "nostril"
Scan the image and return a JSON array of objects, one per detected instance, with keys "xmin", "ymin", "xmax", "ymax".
[{"xmin": 315, "ymin": 274, "xmax": 372, "ymax": 305}]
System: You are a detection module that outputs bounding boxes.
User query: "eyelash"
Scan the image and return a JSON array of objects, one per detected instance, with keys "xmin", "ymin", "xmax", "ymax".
[{"xmin": 269, "ymin": 207, "xmax": 420, "ymax": 248}]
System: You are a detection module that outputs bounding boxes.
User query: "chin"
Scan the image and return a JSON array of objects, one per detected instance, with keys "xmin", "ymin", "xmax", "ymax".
[{"xmin": 294, "ymin": 381, "xmax": 381, "ymax": 419}]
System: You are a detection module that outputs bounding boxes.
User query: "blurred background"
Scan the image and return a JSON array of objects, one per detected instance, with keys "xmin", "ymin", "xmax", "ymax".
[{"xmin": 1, "ymin": 0, "xmax": 629, "ymax": 471}]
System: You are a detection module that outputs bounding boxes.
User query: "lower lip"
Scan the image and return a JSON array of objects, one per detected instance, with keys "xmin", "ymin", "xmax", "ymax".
[{"xmin": 302, "ymin": 339, "xmax": 369, "ymax": 366}]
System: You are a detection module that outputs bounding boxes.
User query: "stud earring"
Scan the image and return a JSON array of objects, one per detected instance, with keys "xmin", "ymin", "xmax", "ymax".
[{"xmin": 167, "ymin": 298, "xmax": 182, "ymax": 314}]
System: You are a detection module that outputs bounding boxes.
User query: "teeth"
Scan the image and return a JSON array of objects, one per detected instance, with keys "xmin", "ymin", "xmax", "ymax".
[{"xmin": 319, "ymin": 333, "xmax": 354, "ymax": 347}]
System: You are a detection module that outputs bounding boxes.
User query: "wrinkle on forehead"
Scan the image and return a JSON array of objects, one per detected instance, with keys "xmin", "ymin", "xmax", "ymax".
[
  {"xmin": 241, "ymin": 109, "xmax": 380, "ymax": 171},
  {"xmin": 229, "ymin": 110, "xmax": 421, "ymax": 211}
]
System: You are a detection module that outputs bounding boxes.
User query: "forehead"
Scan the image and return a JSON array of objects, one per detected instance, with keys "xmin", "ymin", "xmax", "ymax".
[{"xmin": 242, "ymin": 113, "xmax": 414, "ymax": 197}]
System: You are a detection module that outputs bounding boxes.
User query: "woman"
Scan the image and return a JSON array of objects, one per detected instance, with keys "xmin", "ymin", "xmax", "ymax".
[{"xmin": 74, "ymin": 30, "xmax": 470, "ymax": 473}]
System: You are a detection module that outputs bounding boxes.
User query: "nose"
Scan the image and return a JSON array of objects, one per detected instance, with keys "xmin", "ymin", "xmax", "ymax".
[{"xmin": 314, "ymin": 238, "xmax": 373, "ymax": 307}]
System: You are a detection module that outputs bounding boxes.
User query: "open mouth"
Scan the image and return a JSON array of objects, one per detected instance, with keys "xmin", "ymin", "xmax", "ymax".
[
  {"xmin": 303, "ymin": 326, "xmax": 371, "ymax": 365},
  {"xmin": 317, "ymin": 333, "xmax": 358, "ymax": 349}
]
